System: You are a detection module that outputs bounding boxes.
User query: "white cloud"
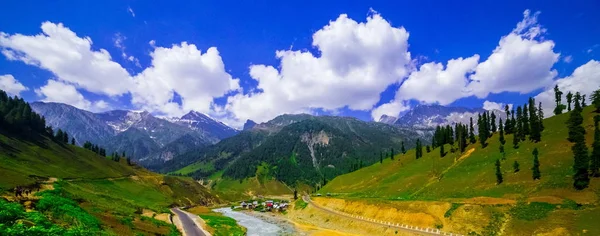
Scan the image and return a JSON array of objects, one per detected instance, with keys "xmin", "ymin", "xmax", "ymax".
[
  {"xmin": 127, "ymin": 7, "xmax": 135, "ymax": 17},
  {"xmin": 373, "ymin": 9, "xmax": 560, "ymax": 120},
  {"xmin": 35, "ymin": 80, "xmax": 91, "ymax": 110},
  {"xmin": 0, "ymin": 22, "xmax": 134, "ymax": 96},
  {"xmin": 535, "ymin": 60, "xmax": 600, "ymax": 117},
  {"xmin": 483, "ymin": 100, "xmax": 512, "ymax": 111},
  {"xmin": 225, "ymin": 12, "xmax": 412, "ymax": 123},
  {"xmin": 0, "ymin": 74, "xmax": 28, "ymax": 96},
  {"xmin": 132, "ymin": 42, "xmax": 240, "ymax": 117},
  {"xmin": 563, "ymin": 55, "xmax": 573, "ymax": 63},
  {"xmin": 0, "ymin": 22, "xmax": 239, "ymax": 119},
  {"xmin": 370, "ymin": 99, "xmax": 410, "ymax": 121},
  {"xmin": 467, "ymin": 10, "xmax": 559, "ymax": 98},
  {"xmin": 396, "ymin": 55, "xmax": 480, "ymax": 105}
]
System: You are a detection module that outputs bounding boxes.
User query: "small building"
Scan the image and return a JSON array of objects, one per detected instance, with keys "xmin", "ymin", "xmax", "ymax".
[
  {"xmin": 316, "ymin": 193, "xmax": 322, "ymax": 196},
  {"xmin": 241, "ymin": 201, "xmax": 248, "ymax": 209}
]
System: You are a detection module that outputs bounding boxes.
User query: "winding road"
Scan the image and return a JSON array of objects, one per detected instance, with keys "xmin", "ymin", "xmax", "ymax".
[
  {"xmin": 302, "ymin": 196, "xmax": 462, "ymax": 236},
  {"xmin": 171, "ymin": 208, "xmax": 210, "ymax": 236}
]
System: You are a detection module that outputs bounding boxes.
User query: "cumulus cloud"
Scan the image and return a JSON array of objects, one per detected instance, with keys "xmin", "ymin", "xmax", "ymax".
[
  {"xmin": 372, "ymin": 9, "xmax": 560, "ymax": 120},
  {"xmin": 467, "ymin": 10, "xmax": 559, "ymax": 98},
  {"xmin": 132, "ymin": 42, "xmax": 240, "ymax": 117},
  {"xmin": 483, "ymin": 100, "xmax": 512, "ymax": 111},
  {"xmin": 535, "ymin": 60, "xmax": 600, "ymax": 117},
  {"xmin": 224, "ymin": 12, "xmax": 412, "ymax": 123},
  {"xmin": 35, "ymin": 80, "xmax": 108, "ymax": 111},
  {"xmin": 0, "ymin": 22, "xmax": 238, "ymax": 120},
  {"xmin": 0, "ymin": 74, "xmax": 28, "ymax": 96},
  {"xmin": 396, "ymin": 55, "xmax": 480, "ymax": 105},
  {"xmin": 0, "ymin": 22, "xmax": 134, "ymax": 96}
]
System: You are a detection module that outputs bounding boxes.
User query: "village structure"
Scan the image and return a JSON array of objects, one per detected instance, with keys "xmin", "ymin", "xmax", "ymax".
[{"xmin": 238, "ymin": 199, "xmax": 289, "ymax": 212}]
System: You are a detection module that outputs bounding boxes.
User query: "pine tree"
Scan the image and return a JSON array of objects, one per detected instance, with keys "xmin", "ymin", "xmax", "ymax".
[
  {"xmin": 592, "ymin": 89, "xmax": 600, "ymax": 112},
  {"xmin": 401, "ymin": 142, "xmax": 405, "ymax": 154},
  {"xmin": 495, "ymin": 159, "xmax": 503, "ymax": 184},
  {"xmin": 499, "ymin": 144, "xmax": 505, "ymax": 160},
  {"xmin": 63, "ymin": 132, "xmax": 69, "ymax": 144},
  {"xmin": 591, "ymin": 116, "xmax": 600, "ymax": 177},
  {"xmin": 460, "ymin": 124, "xmax": 468, "ymax": 153},
  {"xmin": 426, "ymin": 145, "xmax": 431, "ymax": 153},
  {"xmin": 512, "ymin": 127, "xmax": 520, "ymax": 149},
  {"xmin": 582, "ymin": 94, "xmax": 587, "ymax": 107},
  {"xmin": 532, "ymin": 148, "xmax": 541, "ymax": 180},
  {"xmin": 71, "ymin": 137, "xmax": 75, "ymax": 145},
  {"xmin": 391, "ymin": 148, "xmax": 395, "ymax": 160},
  {"xmin": 415, "ymin": 139, "xmax": 421, "ymax": 159},
  {"xmin": 566, "ymin": 91, "xmax": 573, "ymax": 111},
  {"xmin": 55, "ymin": 129, "xmax": 63, "ymax": 141},
  {"xmin": 523, "ymin": 104, "xmax": 530, "ymax": 137},
  {"xmin": 478, "ymin": 113, "xmax": 488, "ymax": 148},
  {"xmin": 554, "ymin": 85, "xmax": 566, "ymax": 115},
  {"xmin": 568, "ymin": 92, "xmax": 589, "ymax": 189},
  {"xmin": 529, "ymin": 97, "xmax": 541, "ymax": 142},
  {"xmin": 491, "ymin": 112, "xmax": 497, "ymax": 133},
  {"xmin": 418, "ymin": 139, "xmax": 423, "ymax": 159},
  {"xmin": 516, "ymin": 106, "xmax": 524, "ymax": 141},
  {"xmin": 538, "ymin": 102, "xmax": 545, "ymax": 132},
  {"xmin": 440, "ymin": 144, "xmax": 445, "ymax": 158},
  {"xmin": 513, "ymin": 160, "xmax": 520, "ymax": 173},
  {"xmin": 505, "ymin": 105, "xmax": 512, "ymax": 134},
  {"xmin": 469, "ymin": 117, "xmax": 476, "ymax": 144},
  {"xmin": 380, "ymin": 151, "xmax": 383, "ymax": 164},
  {"xmin": 499, "ymin": 119, "xmax": 506, "ymax": 145}
]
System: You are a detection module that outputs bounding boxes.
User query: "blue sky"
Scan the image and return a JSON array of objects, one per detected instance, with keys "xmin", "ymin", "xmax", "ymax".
[{"xmin": 0, "ymin": 0, "xmax": 599, "ymax": 128}]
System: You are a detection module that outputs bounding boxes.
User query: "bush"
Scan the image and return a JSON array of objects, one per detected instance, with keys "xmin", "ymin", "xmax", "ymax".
[{"xmin": 511, "ymin": 202, "xmax": 555, "ymax": 220}]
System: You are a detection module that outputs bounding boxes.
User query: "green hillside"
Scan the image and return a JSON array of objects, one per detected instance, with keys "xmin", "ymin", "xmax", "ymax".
[
  {"xmin": 0, "ymin": 131, "xmax": 219, "ymax": 235},
  {"xmin": 318, "ymin": 106, "xmax": 600, "ymax": 235},
  {"xmin": 0, "ymin": 91, "xmax": 220, "ymax": 235}
]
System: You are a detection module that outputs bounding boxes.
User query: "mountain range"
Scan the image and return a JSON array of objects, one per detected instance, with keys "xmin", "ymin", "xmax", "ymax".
[
  {"xmin": 31, "ymin": 102, "xmax": 239, "ymax": 164},
  {"xmin": 32, "ymin": 101, "xmax": 506, "ymax": 186}
]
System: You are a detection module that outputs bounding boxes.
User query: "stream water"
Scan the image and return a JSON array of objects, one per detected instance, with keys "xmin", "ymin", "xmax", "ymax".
[{"xmin": 213, "ymin": 207, "xmax": 283, "ymax": 236}]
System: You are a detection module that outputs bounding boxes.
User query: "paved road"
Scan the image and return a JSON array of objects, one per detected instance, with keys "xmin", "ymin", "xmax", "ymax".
[
  {"xmin": 171, "ymin": 208, "xmax": 208, "ymax": 236},
  {"xmin": 302, "ymin": 196, "xmax": 454, "ymax": 236}
]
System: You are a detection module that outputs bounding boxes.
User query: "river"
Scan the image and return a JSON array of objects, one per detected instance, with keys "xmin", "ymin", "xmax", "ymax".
[{"xmin": 213, "ymin": 208, "xmax": 287, "ymax": 236}]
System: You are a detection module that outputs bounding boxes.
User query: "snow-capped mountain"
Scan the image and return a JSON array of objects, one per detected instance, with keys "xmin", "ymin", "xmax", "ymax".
[
  {"xmin": 31, "ymin": 102, "xmax": 236, "ymax": 166},
  {"xmin": 394, "ymin": 104, "xmax": 507, "ymax": 129},
  {"xmin": 166, "ymin": 111, "xmax": 238, "ymax": 140}
]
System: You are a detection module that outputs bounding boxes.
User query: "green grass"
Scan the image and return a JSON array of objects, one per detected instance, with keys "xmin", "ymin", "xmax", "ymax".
[
  {"xmin": 171, "ymin": 161, "xmax": 215, "ymax": 175},
  {"xmin": 0, "ymin": 131, "xmax": 217, "ymax": 236},
  {"xmin": 0, "ymin": 133, "xmax": 135, "ymax": 191},
  {"xmin": 511, "ymin": 202, "xmax": 556, "ymax": 221},
  {"xmin": 294, "ymin": 199, "xmax": 308, "ymax": 210},
  {"xmin": 199, "ymin": 214, "xmax": 246, "ymax": 236},
  {"xmin": 211, "ymin": 176, "xmax": 292, "ymax": 201},
  {"xmin": 321, "ymin": 106, "xmax": 600, "ymax": 202}
]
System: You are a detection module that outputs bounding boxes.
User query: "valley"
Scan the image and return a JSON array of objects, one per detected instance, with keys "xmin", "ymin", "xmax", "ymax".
[{"xmin": 2, "ymin": 86, "xmax": 600, "ymax": 236}]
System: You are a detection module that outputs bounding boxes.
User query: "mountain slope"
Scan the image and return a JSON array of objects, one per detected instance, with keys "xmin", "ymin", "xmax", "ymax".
[
  {"xmin": 30, "ymin": 102, "xmax": 116, "ymax": 145},
  {"xmin": 316, "ymin": 106, "xmax": 600, "ymax": 235},
  {"xmin": 324, "ymin": 107, "xmax": 600, "ymax": 198},
  {"xmin": 30, "ymin": 102, "xmax": 235, "ymax": 165},
  {"xmin": 170, "ymin": 114, "xmax": 422, "ymax": 190}
]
